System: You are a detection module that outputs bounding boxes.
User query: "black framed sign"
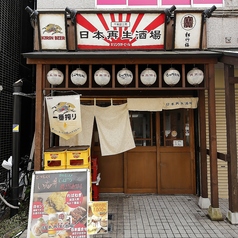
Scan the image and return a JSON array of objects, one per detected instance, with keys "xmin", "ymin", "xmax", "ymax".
[
  {"xmin": 27, "ymin": 169, "xmax": 90, "ymax": 238},
  {"xmin": 173, "ymin": 11, "xmax": 204, "ymax": 50},
  {"xmin": 38, "ymin": 11, "xmax": 68, "ymax": 51}
]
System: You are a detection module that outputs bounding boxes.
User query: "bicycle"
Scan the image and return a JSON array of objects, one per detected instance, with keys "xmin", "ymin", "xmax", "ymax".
[
  {"xmin": 0, "ymin": 171, "xmax": 18, "ymax": 218},
  {"xmin": 18, "ymin": 155, "xmax": 34, "ymax": 202},
  {"xmin": 0, "ymin": 155, "xmax": 34, "ymax": 215}
]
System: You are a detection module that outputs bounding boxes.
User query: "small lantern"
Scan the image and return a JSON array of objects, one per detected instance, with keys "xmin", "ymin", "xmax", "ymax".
[
  {"xmin": 117, "ymin": 68, "xmax": 133, "ymax": 86},
  {"xmin": 187, "ymin": 68, "xmax": 204, "ymax": 85},
  {"xmin": 163, "ymin": 68, "xmax": 180, "ymax": 86},
  {"xmin": 71, "ymin": 68, "xmax": 87, "ymax": 86},
  {"xmin": 140, "ymin": 68, "xmax": 157, "ymax": 86},
  {"xmin": 47, "ymin": 68, "xmax": 64, "ymax": 85},
  {"xmin": 94, "ymin": 68, "xmax": 110, "ymax": 86}
]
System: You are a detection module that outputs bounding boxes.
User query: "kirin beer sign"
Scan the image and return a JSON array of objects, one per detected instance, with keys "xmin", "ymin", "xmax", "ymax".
[{"xmin": 38, "ymin": 12, "xmax": 68, "ymax": 51}]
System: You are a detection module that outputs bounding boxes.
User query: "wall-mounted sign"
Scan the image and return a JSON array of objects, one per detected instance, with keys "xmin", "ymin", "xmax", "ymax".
[
  {"xmin": 76, "ymin": 12, "xmax": 166, "ymax": 50},
  {"xmin": 173, "ymin": 140, "xmax": 184, "ymax": 147},
  {"xmin": 38, "ymin": 12, "xmax": 68, "ymax": 51},
  {"xmin": 174, "ymin": 11, "xmax": 203, "ymax": 50}
]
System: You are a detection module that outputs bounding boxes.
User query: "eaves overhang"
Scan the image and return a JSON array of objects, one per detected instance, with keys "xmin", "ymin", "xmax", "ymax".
[
  {"xmin": 210, "ymin": 48, "xmax": 238, "ymax": 66},
  {"xmin": 22, "ymin": 50, "xmax": 222, "ymax": 60}
]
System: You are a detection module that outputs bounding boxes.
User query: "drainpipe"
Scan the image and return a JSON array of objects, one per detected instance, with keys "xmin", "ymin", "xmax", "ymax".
[{"xmin": 11, "ymin": 79, "xmax": 23, "ymax": 217}]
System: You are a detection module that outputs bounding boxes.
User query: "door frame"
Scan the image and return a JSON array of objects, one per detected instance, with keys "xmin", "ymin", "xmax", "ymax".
[{"xmin": 157, "ymin": 109, "xmax": 196, "ymax": 194}]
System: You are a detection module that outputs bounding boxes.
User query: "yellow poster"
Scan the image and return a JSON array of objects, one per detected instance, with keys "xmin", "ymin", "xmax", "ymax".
[{"xmin": 87, "ymin": 201, "xmax": 108, "ymax": 235}]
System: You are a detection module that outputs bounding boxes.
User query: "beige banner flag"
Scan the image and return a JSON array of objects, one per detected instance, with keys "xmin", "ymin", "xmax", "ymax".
[
  {"xmin": 127, "ymin": 98, "xmax": 163, "ymax": 111},
  {"xmin": 127, "ymin": 97, "xmax": 198, "ymax": 111},
  {"xmin": 45, "ymin": 95, "xmax": 82, "ymax": 140},
  {"xmin": 162, "ymin": 97, "xmax": 198, "ymax": 110}
]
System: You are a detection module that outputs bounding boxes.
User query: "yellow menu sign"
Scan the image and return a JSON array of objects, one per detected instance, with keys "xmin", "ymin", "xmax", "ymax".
[{"xmin": 87, "ymin": 201, "xmax": 108, "ymax": 235}]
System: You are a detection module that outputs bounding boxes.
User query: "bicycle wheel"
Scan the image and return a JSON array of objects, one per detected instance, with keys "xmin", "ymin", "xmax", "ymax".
[{"xmin": 0, "ymin": 184, "xmax": 9, "ymax": 217}]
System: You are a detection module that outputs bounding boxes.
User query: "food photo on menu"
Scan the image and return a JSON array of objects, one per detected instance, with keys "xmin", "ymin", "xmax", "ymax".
[
  {"xmin": 87, "ymin": 201, "xmax": 108, "ymax": 235},
  {"xmin": 30, "ymin": 191, "xmax": 88, "ymax": 238}
]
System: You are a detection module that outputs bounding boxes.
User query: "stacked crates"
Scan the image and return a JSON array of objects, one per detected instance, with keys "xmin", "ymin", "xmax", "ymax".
[
  {"xmin": 44, "ymin": 146, "xmax": 91, "ymax": 170},
  {"xmin": 44, "ymin": 146, "xmax": 68, "ymax": 170},
  {"xmin": 66, "ymin": 146, "xmax": 90, "ymax": 169}
]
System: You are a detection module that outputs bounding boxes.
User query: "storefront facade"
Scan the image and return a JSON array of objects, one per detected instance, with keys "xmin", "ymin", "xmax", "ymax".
[
  {"xmin": 23, "ymin": 1, "xmax": 238, "ymax": 223},
  {"xmin": 24, "ymin": 50, "xmax": 219, "ymax": 192}
]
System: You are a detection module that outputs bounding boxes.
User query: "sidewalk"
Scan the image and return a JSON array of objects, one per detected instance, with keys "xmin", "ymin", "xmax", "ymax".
[
  {"xmin": 94, "ymin": 194, "xmax": 238, "ymax": 238},
  {"xmin": 20, "ymin": 194, "xmax": 238, "ymax": 238}
]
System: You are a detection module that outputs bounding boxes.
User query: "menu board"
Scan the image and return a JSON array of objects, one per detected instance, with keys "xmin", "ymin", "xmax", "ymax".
[{"xmin": 27, "ymin": 169, "xmax": 90, "ymax": 238}]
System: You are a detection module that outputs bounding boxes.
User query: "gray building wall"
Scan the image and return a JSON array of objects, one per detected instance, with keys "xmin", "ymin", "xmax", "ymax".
[
  {"xmin": 37, "ymin": 0, "xmax": 95, "ymax": 10},
  {"xmin": 207, "ymin": 14, "xmax": 238, "ymax": 48},
  {"xmin": 36, "ymin": 0, "xmax": 238, "ymax": 49}
]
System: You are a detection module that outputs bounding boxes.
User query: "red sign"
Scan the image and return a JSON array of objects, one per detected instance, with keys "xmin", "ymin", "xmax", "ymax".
[{"xmin": 76, "ymin": 12, "xmax": 166, "ymax": 50}]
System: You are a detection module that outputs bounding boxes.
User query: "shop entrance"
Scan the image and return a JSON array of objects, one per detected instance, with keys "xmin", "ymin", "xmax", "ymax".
[
  {"xmin": 93, "ymin": 108, "xmax": 196, "ymax": 195},
  {"xmin": 158, "ymin": 109, "xmax": 195, "ymax": 194}
]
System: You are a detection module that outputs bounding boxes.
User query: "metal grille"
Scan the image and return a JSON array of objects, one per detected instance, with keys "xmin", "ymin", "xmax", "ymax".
[{"xmin": 0, "ymin": 0, "xmax": 21, "ymax": 182}]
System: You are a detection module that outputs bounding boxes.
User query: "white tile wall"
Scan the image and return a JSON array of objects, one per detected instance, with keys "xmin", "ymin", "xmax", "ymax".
[{"xmin": 207, "ymin": 17, "xmax": 238, "ymax": 48}]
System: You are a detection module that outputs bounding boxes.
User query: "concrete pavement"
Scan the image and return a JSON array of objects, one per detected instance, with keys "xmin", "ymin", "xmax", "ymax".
[{"xmin": 20, "ymin": 194, "xmax": 238, "ymax": 238}]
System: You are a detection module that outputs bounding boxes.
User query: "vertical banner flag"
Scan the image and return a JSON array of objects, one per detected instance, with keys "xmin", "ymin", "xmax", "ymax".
[{"xmin": 45, "ymin": 95, "xmax": 82, "ymax": 140}]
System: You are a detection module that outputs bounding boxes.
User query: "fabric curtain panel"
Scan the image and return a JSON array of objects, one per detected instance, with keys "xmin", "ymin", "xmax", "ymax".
[
  {"xmin": 162, "ymin": 97, "xmax": 198, "ymax": 110},
  {"xmin": 127, "ymin": 98, "xmax": 163, "ymax": 111},
  {"xmin": 127, "ymin": 98, "xmax": 198, "ymax": 111},
  {"xmin": 94, "ymin": 104, "xmax": 135, "ymax": 156},
  {"xmin": 59, "ymin": 98, "xmax": 198, "ymax": 155},
  {"xmin": 60, "ymin": 103, "xmax": 135, "ymax": 156},
  {"xmin": 59, "ymin": 105, "xmax": 95, "ymax": 147}
]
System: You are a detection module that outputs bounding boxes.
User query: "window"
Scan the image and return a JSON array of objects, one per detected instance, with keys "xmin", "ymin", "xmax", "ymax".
[
  {"xmin": 96, "ymin": 0, "xmax": 223, "ymax": 7},
  {"xmin": 160, "ymin": 109, "xmax": 190, "ymax": 147},
  {"xmin": 130, "ymin": 111, "xmax": 156, "ymax": 146}
]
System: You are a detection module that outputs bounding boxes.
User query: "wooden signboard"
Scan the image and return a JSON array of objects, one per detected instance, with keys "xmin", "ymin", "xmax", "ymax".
[
  {"xmin": 27, "ymin": 169, "xmax": 90, "ymax": 238},
  {"xmin": 174, "ymin": 11, "xmax": 203, "ymax": 50},
  {"xmin": 38, "ymin": 12, "xmax": 68, "ymax": 51}
]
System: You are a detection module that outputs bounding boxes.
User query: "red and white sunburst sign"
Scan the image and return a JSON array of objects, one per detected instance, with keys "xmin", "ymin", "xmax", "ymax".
[{"xmin": 76, "ymin": 12, "xmax": 166, "ymax": 50}]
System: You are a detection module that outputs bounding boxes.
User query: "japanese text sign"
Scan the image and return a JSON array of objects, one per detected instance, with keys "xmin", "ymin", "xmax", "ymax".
[
  {"xmin": 174, "ymin": 12, "xmax": 203, "ymax": 50},
  {"xmin": 45, "ymin": 95, "xmax": 82, "ymax": 140},
  {"xmin": 76, "ymin": 12, "xmax": 166, "ymax": 50}
]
